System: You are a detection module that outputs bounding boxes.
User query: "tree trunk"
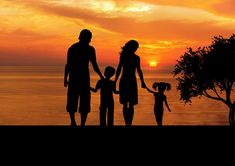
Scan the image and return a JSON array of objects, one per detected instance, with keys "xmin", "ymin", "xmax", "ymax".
[{"xmin": 229, "ymin": 107, "xmax": 234, "ymax": 126}]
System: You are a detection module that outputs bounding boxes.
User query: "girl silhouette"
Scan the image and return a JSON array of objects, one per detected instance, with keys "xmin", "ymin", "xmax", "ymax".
[
  {"xmin": 115, "ymin": 40, "xmax": 146, "ymax": 126},
  {"xmin": 146, "ymin": 82, "xmax": 171, "ymax": 126}
]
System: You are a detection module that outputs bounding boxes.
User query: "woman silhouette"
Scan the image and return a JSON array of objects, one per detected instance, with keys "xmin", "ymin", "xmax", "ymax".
[{"xmin": 115, "ymin": 40, "xmax": 146, "ymax": 126}]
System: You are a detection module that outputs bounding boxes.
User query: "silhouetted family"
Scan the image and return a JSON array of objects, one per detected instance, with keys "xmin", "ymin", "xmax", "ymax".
[{"xmin": 64, "ymin": 29, "xmax": 171, "ymax": 127}]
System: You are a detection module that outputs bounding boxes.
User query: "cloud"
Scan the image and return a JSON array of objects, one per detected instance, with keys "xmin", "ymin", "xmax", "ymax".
[
  {"xmin": 0, "ymin": 28, "xmax": 57, "ymax": 40},
  {"xmin": 12, "ymin": 0, "xmax": 234, "ymax": 23},
  {"xmin": 212, "ymin": 0, "xmax": 235, "ymax": 17},
  {"xmin": 1, "ymin": 0, "xmax": 235, "ymax": 66},
  {"xmin": 133, "ymin": 0, "xmax": 235, "ymax": 18},
  {"xmin": 7, "ymin": 0, "xmax": 235, "ymax": 41}
]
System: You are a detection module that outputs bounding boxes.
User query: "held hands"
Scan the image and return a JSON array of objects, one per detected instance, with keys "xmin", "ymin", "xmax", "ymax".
[
  {"xmin": 100, "ymin": 74, "xmax": 105, "ymax": 80},
  {"xmin": 114, "ymin": 88, "xmax": 120, "ymax": 94},
  {"xmin": 90, "ymin": 87, "xmax": 97, "ymax": 93}
]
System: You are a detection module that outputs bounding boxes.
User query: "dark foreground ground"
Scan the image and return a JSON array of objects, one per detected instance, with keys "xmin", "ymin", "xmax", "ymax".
[
  {"xmin": 0, "ymin": 125, "xmax": 233, "ymax": 140},
  {"xmin": 0, "ymin": 125, "xmax": 234, "ymax": 163}
]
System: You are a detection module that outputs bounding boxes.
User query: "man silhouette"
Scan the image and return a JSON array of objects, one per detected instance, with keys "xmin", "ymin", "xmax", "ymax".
[{"xmin": 64, "ymin": 29, "xmax": 104, "ymax": 126}]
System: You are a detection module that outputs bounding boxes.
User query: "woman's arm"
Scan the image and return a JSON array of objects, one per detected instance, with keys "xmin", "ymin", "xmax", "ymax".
[
  {"xmin": 146, "ymin": 86, "xmax": 155, "ymax": 94},
  {"xmin": 112, "ymin": 81, "xmax": 120, "ymax": 94},
  {"xmin": 137, "ymin": 57, "xmax": 146, "ymax": 88},
  {"xmin": 115, "ymin": 57, "xmax": 123, "ymax": 83}
]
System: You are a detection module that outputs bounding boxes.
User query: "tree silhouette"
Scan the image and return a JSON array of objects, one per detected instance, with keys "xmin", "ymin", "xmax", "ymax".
[{"xmin": 174, "ymin": 34, "xmax": 235, "ymax": 126}]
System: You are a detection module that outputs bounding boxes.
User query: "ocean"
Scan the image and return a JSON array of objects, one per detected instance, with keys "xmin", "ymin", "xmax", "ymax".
[{"xmin": 0, "ymin": 66, "xmax": 229, "ymax": 125}]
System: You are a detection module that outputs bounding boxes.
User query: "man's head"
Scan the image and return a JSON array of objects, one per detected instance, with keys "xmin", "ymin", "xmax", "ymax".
[{"xmin": 79, "ymin": 29, "xmax": 92, "ymax": 44}]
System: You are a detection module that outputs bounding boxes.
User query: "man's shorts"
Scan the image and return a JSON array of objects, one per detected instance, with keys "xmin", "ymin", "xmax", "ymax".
[{"xmin": 66, "ymin": 86, "xmax": 91, "ymax": 113}]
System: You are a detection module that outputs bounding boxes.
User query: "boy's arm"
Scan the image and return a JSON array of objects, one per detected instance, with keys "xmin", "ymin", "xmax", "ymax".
[
  {"xmin": 164, "ymin": 98, "xmax": 171, "ymax": 112},
  {"xmin": 91, "ymin": 80, "xmax": 101, "ymax": 93}
]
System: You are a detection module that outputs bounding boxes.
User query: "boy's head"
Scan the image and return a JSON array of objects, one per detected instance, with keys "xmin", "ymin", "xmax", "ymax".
[
  {"xmin": 104, "ymin": 66, "xmax": 115, "ymax": 78},
  {"xmin": 153, "ymin": 82, "xmax": 171, "ymax": 92}
]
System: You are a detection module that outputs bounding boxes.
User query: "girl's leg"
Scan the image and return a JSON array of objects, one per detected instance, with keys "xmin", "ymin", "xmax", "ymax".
[
  {"xmin": 159, "ymin": 110, "xmax": 163, "ymax": 126},
  {"xmin": 158, "ymin": 115, "xmax": 163, "ymax": 126},
  {"xmin": 154, "ymin": 110, "xmax": 163, "ymax": 126}
]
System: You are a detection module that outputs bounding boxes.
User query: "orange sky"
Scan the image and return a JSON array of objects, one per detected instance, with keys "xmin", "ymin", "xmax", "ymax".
[{"xmin": 0, "ymin": 0, "xmax": 235, "ymax": 70}]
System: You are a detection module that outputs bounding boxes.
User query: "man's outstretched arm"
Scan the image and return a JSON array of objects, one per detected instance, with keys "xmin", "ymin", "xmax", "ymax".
[
  {"xmin": 64, "ymin": 64, "xmax": 69, "ymax": 87},
  {"xmin": 64, "ymin": 49, "xmax": 71, "ymax": 87},
  {"xmin": 90, "ymin": 48, "xmax": 104, "ymax": 79}
]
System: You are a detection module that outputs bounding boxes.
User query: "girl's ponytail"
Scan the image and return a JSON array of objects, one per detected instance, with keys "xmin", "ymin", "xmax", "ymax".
[
  {"xmin": 166, "ymin": 83, "xmax": 171, "ymax": 91},
  {"xmin": 152, "ymin": 82, "xmax": 158, "ymax": 90}
]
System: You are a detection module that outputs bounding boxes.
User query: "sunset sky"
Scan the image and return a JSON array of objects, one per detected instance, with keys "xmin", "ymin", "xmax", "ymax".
[{"xmin": 0, "ymin": 0, "xmax": 235, "ymax": 69}]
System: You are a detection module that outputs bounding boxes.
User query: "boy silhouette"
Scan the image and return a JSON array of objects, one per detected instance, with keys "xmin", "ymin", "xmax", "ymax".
[{"xmin": 91, "ymin": 66, "xmax": 119, "ymax": 126}]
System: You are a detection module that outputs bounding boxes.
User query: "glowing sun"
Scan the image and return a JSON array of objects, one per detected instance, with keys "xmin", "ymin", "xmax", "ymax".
[{"xmin": 149, "ymin": 61, "xmax": 158, "ymax": 67}]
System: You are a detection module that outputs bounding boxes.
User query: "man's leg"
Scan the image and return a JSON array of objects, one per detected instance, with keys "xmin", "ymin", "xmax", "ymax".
[
  {"xmin": 67, "ymin": 87, "xmax": 79, "ymax": 126},
  {"xmin": 79, "ymin": 89, "xmax": 91, "ymax": 126},
  {"xmin": 154, "ymin": 110, "xmax": 163, "ymax": 126}
]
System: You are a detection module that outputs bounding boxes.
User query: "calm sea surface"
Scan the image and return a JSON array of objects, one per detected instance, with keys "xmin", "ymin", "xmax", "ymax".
[{"xmin": 0, "ymin": 66, "xmax": 229, "ymax": 125}]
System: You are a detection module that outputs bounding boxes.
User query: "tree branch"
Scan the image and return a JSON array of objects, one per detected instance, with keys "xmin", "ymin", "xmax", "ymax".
[
  {"xmin": 202, "ymin": 90, "xmax": 227, "ymax": 104},
  {"xmin": 228, "ymin": 81, "xmax": 234, "ymax": 91},
  {"xmin": 222, "ymin": 80, "xmax": 227, "ymax": 91},
  {"xmin": 212, "ymin": 86, "xmax": 223, "ymax": 100}
]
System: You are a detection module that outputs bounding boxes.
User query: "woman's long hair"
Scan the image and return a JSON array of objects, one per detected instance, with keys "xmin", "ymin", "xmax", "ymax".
[{"xmin": 120, "ymin": 40, "xmax": 139, "ymax": 58}]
